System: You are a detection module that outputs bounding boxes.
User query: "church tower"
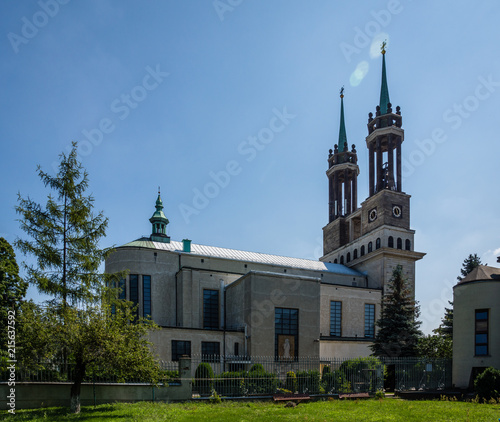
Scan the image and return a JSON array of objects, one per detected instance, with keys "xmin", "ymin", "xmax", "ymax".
[
  {"xmin": 321, "ymin": 45, "xmax": 425, "ymax": 294},
  {"xmin": 150, "ymin": 189, "xmax": 170, "ymax": 243}
]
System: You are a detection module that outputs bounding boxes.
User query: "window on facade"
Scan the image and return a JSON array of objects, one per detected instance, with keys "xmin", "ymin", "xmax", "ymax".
[
  {"xmin": 234, "ymin": 342, "xmax": 239, "ymax": 356},
  {"xmin": 368, "ymin": 242, "xmax": 373, "ymax": 253},
  {"xmin": 397, "ymin": 238, "xmax": 402, "ymax": 249},
  {"xmin": 203, "ymin": 289, "xmax": 219, "ymax": 330},
  {"xmin": 388, "ymin": 236, "xmax": 394, "ymax": 248},
  {"xmin": 346, "ymin": 252, "xmax": 351, "ymax": 263},
  {"xmin": 340, "ymin": 256, "xmax": 344, "ymax": 264},
  {"xmin": 361, "ymin": 245, "xmax": 365, "ymax": 256},
  {"xmin": 129, "ymin": 274, "xmax": 139, "ymax": 317},
  {"xmin": 364, "ymin": 304, "xmax": 375, "ymax": 338},
  {"xmin": 118, "ymin": 278, "xmax": 126, "ymax": 300},
  {"xmin": 275, "ymin": 308, "xmax": 299, "ymax": 360},
  {"xmin": 405, "ymin": 239, "xmax": 411, "ymax": 251},
  {"xmin": 353, "ymin": 249, "xmax": 358, "ymax": 260},
  {"xmin": 201, "ymin": 341, "xmax": 220, "ymax": 361},
  {"xmin": 376, "ymin": 238, "xmax": 381, "ymax": 249},
  {"xmin": 330, "ymin": 301, "xmax": 342, "ymax": 337},
  {"xmin": 143, "ymin": 275, "xmax": 151, "ymax": 319},
  {"xmin": 334, "ymin": 259, "xmax": 338, "ymax": 264},
  {"xmin": 171, "ymin": 340, "xmax": 191, "ymax": 361},
  {"xmin": 475, "ymin": 310, "xmax": 489, "ymax": 356}
]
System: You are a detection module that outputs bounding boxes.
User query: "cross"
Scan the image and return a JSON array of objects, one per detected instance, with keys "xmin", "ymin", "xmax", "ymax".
[
  {"xmin": 381, "ymin": 40, "xmax": 387, "ymax": 54},
  {"xmin": 340, "ymin": 86, "xmax": 344, "ymax": 97}
]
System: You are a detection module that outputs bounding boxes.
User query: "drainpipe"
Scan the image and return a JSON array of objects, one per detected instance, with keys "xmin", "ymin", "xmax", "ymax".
[{"xmin": 221, "ymin": 279, "xmax": 226, "ymax": 371}]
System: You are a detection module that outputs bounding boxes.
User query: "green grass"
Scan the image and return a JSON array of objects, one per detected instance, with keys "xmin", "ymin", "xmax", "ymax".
[{"xmin": 2, "ymin": 399, "xmax": 500, "ymax": 421}]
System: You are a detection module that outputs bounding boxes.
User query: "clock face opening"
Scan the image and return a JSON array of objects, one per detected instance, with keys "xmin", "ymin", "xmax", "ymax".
[
  {"xmin": 392, "ymin": 205, "xmax": 402, "ymax": 218},
  {"xmin": 369, "ymin": 208, "xmax": 377, "ymax": 222}
]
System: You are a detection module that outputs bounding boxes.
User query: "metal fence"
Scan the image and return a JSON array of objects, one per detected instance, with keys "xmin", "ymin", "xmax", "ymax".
[{"xmin": 1, "ymin": 356, "xmax": 452, "ymax": 397}]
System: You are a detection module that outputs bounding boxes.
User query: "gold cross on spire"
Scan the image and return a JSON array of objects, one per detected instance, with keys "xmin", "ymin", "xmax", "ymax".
[
  {"xmin": 340, "ymin": 86, "xmax": 344, "ymax": 98},
  {"xmin": 381, "ymin": 40, "xmax": 387, "ymax": 55}
]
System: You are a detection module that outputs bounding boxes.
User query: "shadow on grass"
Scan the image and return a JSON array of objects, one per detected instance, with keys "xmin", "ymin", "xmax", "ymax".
[{"xmin": 0, "ymin": 403, "xmax": 133, "ymax": 421}]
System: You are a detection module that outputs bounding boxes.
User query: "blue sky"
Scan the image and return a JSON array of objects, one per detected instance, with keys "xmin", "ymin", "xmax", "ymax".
[{"xmin": 1, "ymin": 1, "xmax": 499, "ymax": 334}]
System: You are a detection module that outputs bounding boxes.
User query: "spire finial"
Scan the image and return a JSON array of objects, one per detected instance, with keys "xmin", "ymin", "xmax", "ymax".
[
  {"xmin": 158, "ymin": 186, "xmax": 161, "ymax": 195},
  {"xmin": 340, "ymin": 86, "xmax": 344, "ymax": 98},
  {"xmin": 381, "ymin": 40, "xmax": 387, "ymax": 55},
  {"xmin": 379, "ymin": 44, "xmax": 390, "ymax": 115}
]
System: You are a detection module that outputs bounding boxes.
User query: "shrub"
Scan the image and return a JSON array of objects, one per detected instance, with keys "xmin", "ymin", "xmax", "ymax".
[
  {"xmin": 214, "ymin": 371, "xmax": 246, "ymax": 396},
  {"xmin": 249, "ymin": 363, "xmax": 265, "ymax": 372},
  {"xmin": 247, "ymin": 368, "xmax": 278, "ymax": 395},
  {"xmin": 322, "ymin": 365, "xmax": 331, "ymax": 375},
  {"xmin": 338, "ymin": 357, "xmax": 382, "ymax": 393},
  {"xmin": 194, "ymin": 363, "xmax": 214, "ymax": 396},
  {"xmin": 210, "ymin": 389, "xmax": 222, "ymax": 404},
  {"xmin": 474, "ymin": 367, "xmax": 500, "ymax": 401},
  {"xmin": 296, "ymin": 370, "xmax": 321, "ymax": 394},
  {"xmin": 285, "ymin": 371, "xmax": 298, "ymax": 393}
]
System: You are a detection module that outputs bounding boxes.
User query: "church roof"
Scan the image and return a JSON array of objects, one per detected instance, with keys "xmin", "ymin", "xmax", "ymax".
[
  {"xmin": 338, "ymin": 89, "xmax": 348, "ymax": 152},
  {"xmin": 121, "ymin": 238, "xmax": 364, "ymax": 276},
  {"xmin": 457, "ymin": 265, "xmax": 500, "ymax": 285},
  {"xmin": 379, "ymin": 47, "xmax": 391, "ymax": 115}
]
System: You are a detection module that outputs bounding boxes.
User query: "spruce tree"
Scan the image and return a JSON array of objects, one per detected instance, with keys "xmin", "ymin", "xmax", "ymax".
[
  {"xmin": 457, "ymin": 253, "xmax": 482, "ymax": 281},
  {"xmin": 370, "ymin": 265, "xmax": 422, "ymax": 357}
]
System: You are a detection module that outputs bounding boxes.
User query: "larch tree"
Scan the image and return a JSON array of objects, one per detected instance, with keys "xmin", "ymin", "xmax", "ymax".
[
  {"xmin": 370, "ymin": 265, "xmax": 422, "ymax": 357},
  {"xmin": 15, "ymin": 143, "xmax": 159, "ymax": 414}
]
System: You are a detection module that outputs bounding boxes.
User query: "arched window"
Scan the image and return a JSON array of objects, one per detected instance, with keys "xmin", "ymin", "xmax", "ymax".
[
  {"xmin": 360, "ymin": 245, "xmax": 365, "ymax": 256},
  {"xmin": 388, "ymin": 236, "xmax": 394, "ymax": 248},
  {"xmin": 340, "ymin": 256, "xmax": 344, "ymax": 264},
  {"xmin": 346, "ymin": 252, "xmax": 351, "ymax": 263},
  {"xmin": 353, "ymin": 249, "xmax": 358, "ymax": 260},
  {"xmin": 376, "ymin": 238, "xmax": 381, "ymax": 249},
  {"xmin": 334, "ymin": 259, "xmax": 338, "ymax": 264},
  {"xmin": 397, "ymin": 237, "xmax": 402, "ymax": 249},
  {"xmin": 368, "ymin": 242, "xmax": 373, "ymax": 253},
  {"xmin": 405, "ymin": 239, "xmax": 411, "ymax": 251}
]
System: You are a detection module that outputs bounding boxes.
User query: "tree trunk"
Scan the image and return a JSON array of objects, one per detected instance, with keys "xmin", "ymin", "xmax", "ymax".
[{"xmin": 70, "ymin": 361, "xmax": 86, "ymax": 414}]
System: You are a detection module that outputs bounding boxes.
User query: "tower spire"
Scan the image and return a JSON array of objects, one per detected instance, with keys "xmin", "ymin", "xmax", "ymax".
[
  {"xmin": 379, "ymin": 41, "xmax": 391, "ymax": 115},
  {"xmin": 149, "ymin": 190, "xmax": 170, "ymax": 243},
  {"xmin": 338, "ymin": 87, "xmax": 348, "ymax": 152}
]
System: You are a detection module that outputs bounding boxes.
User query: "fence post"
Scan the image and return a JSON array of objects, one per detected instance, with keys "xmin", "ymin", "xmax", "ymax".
[{"xmin": 179, "ymin": 355, "xmax": 192, "ymax": 399}]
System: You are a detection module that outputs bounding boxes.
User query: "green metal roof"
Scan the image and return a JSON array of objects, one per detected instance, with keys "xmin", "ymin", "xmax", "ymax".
[
  {"xmin": 379, "ymin": 52, "xmax": 391, "ymax": 115},
  {"xmin": 149, "ymin": 194, "xmax": 169, "ymax": 223}
]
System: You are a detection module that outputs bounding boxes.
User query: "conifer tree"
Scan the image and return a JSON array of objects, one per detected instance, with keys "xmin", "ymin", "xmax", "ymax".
[
  {"xmin": 15, "ymin": 142, "xmax": 110, "ymax": 310},
  {"xmin": 370, "ymin": 265, "xmax": 422, "ymax": 357},
  {"xmin": 456, "ymin": 253, "xmax": 482, "ymax": 281}
]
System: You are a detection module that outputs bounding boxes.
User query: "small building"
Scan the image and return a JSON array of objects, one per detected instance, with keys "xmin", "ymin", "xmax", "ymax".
[{"xmin": 453, "ymin": 265, "xmax": 500, "ymax": 388}]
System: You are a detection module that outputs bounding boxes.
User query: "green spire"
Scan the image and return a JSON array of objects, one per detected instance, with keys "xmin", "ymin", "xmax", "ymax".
[
  {"xmin": 149, "ymin": 188, "xmax": 169, "ymax": 241},
  {"xmin": 338, "ymin": 87, "xmax": 347, "ymax": 152},
  {"xmin": 379, "ymin": 42, "xmax": 391, "ymax": 115}
]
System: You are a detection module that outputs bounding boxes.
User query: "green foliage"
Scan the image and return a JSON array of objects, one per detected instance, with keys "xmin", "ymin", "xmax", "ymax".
[
  {"xmin": 15, "ymin": 142, "xmax": 111, "ymax": 309},
  {"xmin": 370, "ymin": 265, "xmax": 422, "ymax": 357},
  {"xmin": 249, "ymin": 363, "xmax": 265, "ymax": 372},
  {"xmin": 338, "ymin": 357, "xmax": 382, "ymax": 393},
  {"xmin": 194, "ymin": 363, "xmax": 215, "ymax": 395},
  {"xmin": 296, "ymin": 369, "xmax": 321, "ymax": 394},
  {"xmin": 474, "ymin": 367, "xmax": 500, "ymax": 401},
  {"xmin": 374, "ymin": 389, "xmax": 385, "ymax": 400},
  {"xmin": 285, "ymin": 370, "xmax": 298, "ymax": 393},
  {"xmin": 433, "ymin": 301, "xmax": 453, "ymax": 340},
  {"xmin": 246, "ymin": 368, "xmax": 278, "ymax": 394},
  {"xmin": 210, "ymin": 389, "xmax": 222, "ymax": 404},
  {"xmin": 457, "ymin": 253, "xmax": 482, "ymax": 281},
  {"xmin": 322, "ymin": 365, "xmax": 331, "ymax": 375},
  {"xmin": 0, "ymin": 237, "xmax": 27, "ymax": 360},
  {"xmin": 417, "ymin": 334, "xmax": 452, "ymax": 358}
]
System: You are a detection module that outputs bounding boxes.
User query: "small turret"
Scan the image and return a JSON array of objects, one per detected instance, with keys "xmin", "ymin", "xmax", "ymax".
[{"xmin": 149, "ymin": 188, "xmax": 170, "ymax": 243}]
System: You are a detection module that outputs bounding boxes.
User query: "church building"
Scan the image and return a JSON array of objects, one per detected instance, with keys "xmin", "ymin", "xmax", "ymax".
[{"xmin": 105, "ymin": 48, "xmax": 425, "ymax": 361}]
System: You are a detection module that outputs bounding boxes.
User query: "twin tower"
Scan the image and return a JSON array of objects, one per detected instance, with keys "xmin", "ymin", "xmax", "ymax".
[{"xmin": 320, "ymin": 47, "xmax": 425, "ymax": 294}]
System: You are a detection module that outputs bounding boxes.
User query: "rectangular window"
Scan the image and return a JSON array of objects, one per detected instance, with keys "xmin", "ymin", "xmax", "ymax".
[
  {"xmin": 171, "ymin": 340, "xmax": 191, "ymax": 361},
  {"xmin": 118, "ymin": 278, "xmax": 126, "ymax": 300},
  {"xmin": 475, "ymin": 309, "xmax": 489, "ymax": 356},
  {"xmin": 330, "ymin": 301, "xmax": 342, "ymax": 337},
  {"xmin": 234, "ymin": 342, "xmax": 239, "ymax": 356},
  {"xmin": 129, "ymin": 274, "xmax": 139, "ymax": 317},
  {"xmin": 275, "ymin": 307, "xmax": 299, "ymax": 360},
  {"xmin": 364, "ymin": 304, "xmax": 375, "ymax": 338},
  {"xmin": 143, "ymin": 275, "xmax": 151, "ymax": 319},
  {"xmin": 201, "ymin": 341, "xmax": 220, "ymax": 362},
  {"xmin": 203, "ymin": 289, "xmax": 219, "ymax": 330}
]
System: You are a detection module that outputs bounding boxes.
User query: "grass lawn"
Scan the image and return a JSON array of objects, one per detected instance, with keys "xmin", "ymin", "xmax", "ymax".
[{"xmin": 2, "ymin": 399, "xmax": 500, "ymax": 421}]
